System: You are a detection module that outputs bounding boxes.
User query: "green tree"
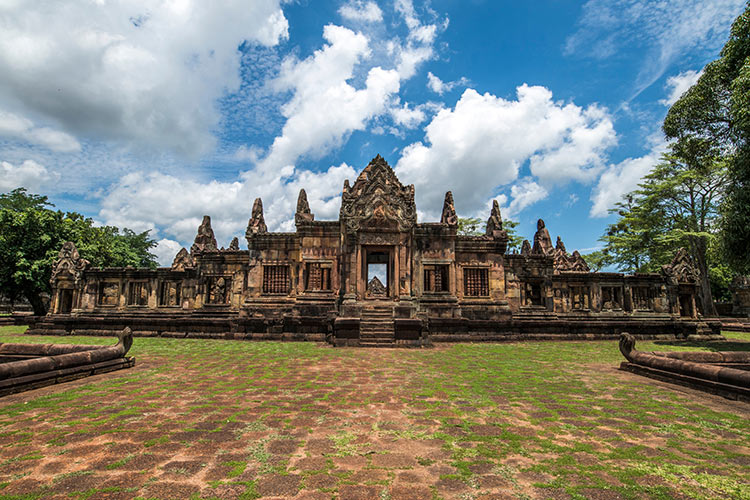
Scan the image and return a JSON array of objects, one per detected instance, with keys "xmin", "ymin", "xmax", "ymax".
[
  {"xmin": 600, "ymin": 140, "xmax": 727, "ymax": 315},
  {"xmin": 0, "ymin": 188, "xmax": 157, "ymax": 315},
  {"xmin": 664, "ymin": 3, "xmax": 750, "ymax": 274},
  {"xmin": 457, "ymin": 216, "xmax": 523, "ymax": 252},
  {"xmin": 581, "ymin": 250, "xmax": 611, "ymax": 272}
]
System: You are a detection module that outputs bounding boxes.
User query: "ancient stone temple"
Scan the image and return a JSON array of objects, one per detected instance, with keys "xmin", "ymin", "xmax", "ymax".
[{"xmin": 33, "ymin": 155, "xmax": 720, "ymax": 346}]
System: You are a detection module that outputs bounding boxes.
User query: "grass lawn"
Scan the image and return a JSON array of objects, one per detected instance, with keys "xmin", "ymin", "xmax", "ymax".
[{"xmin": 0, "ymin": 326, "xmax": 748, "ymax": 500}]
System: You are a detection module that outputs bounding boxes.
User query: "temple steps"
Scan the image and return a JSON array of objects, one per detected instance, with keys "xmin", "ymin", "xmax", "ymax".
[{"xmin": 359, "ymin": 304, "xmax": 395, "ymax": 347}]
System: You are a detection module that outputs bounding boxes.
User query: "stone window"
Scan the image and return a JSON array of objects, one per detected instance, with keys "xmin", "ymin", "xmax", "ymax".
[
  {"xmin": 98, "ymin": 282, "xmax": 119, "ymax": 306},
  {"xmin": 464, "ymin": 268, "xmax": 489, "ymax": 297},
  {"xmin": 632, "ymin": 286, "xmax": 653, "ymax": 310},
  {"xmin": 601, "ymin": 286, "xmax": 623, "ymax": 310},
  {"xmin": 306, "ymin": 262, "xmax": 332, "ymax": 291},
  {"xmin": 127, "ymin": 281, "xmax": 149, "ymax": 306},
  {"xmin": 263, "ymin": 265, "xmax": 290, "ymax": 294},
  {"xmin": 159, "ymin": 281, "xmax": 181, "ymax": 307},
  {"xmin": 424, "ymin": 265, "xmax": 449, "ymax": 293},
  {"xmin": 570, "ymin": 285, "xmax": 590, "ymax": 310},
  {"xmin": 524, "ymin": 282, "xmax": 543, "ymax": 306}
]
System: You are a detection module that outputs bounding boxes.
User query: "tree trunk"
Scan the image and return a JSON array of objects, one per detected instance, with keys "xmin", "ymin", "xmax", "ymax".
[
  {"xmin": 24, "ymin": 290, "xmax": 48, "ymax": 316},
  {"xmin": 692, "ymin": 238, "xmax": 717, "ymax": 317}
]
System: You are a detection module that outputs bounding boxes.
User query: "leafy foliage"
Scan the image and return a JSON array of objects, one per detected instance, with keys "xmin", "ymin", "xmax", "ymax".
[
  {"xmin": 457, "ymin": 216, "xmax": 523, "ymax": 252},
  {"xmin": 0, "ymin": 188, "xmax": 157, "ymax": 314},
  {"xmin": 664, "ymin": 3, "xmax": 750, "ymax": 274},
  {"xmin": 600, "ymin": 141, "xmax": 728, "ymax": 314}
]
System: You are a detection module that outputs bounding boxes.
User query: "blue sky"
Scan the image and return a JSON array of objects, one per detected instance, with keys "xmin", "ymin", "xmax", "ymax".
[{"xmin": 0, "ymin": 0, "xmax": 745, "ymax": 265}]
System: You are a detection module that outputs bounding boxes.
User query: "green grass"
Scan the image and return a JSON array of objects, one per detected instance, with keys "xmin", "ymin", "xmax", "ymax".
[{"xmin": 0, "ymin": 326, "xmax": 748, "ymax": 499}]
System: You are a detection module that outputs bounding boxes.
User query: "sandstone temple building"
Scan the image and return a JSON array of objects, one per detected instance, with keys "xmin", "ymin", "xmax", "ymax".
[{"xmin": 32, "ymin": 155, "xmax": 720, "ymax": 346}]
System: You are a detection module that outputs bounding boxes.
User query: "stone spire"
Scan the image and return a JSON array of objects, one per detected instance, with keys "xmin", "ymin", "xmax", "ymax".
[
  {"xmin": 229, "ymin": 237, "xmax": 239, "ymax": 251},
  {"xmin": 555, "ymin": 236, "xmax": 566, "ymax": 253},
  {"xmin": 246, "ymin": 198, "xmax": 267, "ymax": 236},
  {"xmin": 485, "ymin": 200, "xmax": 503, "ymax": 236},
  {"xmin": 531, "ymin": 219, "xmax": 554, "ymax": 255},
  {"xmin": 521, "ymin": 240, "xmax": 531, "ymax": 256},
  {"xmin": 440, "ymin": 191, "xmax": 457, "ymax": 225},
  {"xmin": 295, "ymin": 188, "xmax": 314, "ymax": 225},
  {"xmin": 190, "ymin": 216, "xmax": 218, "ymax": 255}
]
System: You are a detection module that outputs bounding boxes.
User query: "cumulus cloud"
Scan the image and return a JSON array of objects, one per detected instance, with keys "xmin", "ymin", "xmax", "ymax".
[
  {"xmin": 395, "ymin": 85, "xmax": 616, "ymax": 219},
  {"xmin": 0, "ymin": 110, "xmax": 80, "ymax": 152},
  {"xmin": 258, "ymin": 25, "xmax": 400, "ymax": 173},
  {"xmin": 565, "ymin": 0, "xmax": 744, "ymax": 96},
  {"xmin": 0, "ymin": 159, "xmax": 59, "ymax": 192},
  {"xmin": 339, "ymin": 1, "xmax": 383, "ymax": 23},
  {"xmin": 0, "ymin": 0, "xmax": 288, "ymax": 158},
  {"xmin": 660, "ymin": 69, "xmax": 704, "ymax": 106},
  {"xmin": 98, "ymin": 162, "xmax": 356, "ymax": 248},
  {"xmin": 426, "ymin": 72, "xmax": 469, "ymax": 95},
  {"xmin": 589, "ymin": 136, "xmax": 667, "ymax": 217},
  {"xmin": 153, "ymin": 239, "xmax": 183, "ymax": 267},
  {"xmin": 393, "ymin": 0, "xmax": 446, "ymax": 80}
]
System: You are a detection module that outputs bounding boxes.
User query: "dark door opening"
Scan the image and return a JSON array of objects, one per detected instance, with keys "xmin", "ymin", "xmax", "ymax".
[
  {"xmin": 58, "ymin": 289, "xmax": 73, "ymax": 313},
  {"xmin": 679, "ymin": 294, "xmax": 694, "ymax": 317}
]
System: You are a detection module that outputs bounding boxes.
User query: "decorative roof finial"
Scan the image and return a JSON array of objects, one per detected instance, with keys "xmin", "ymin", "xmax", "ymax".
[
  {"xmin": 190, "ymin": 216, "xmax": 218, "ymax": 255},
  {"xmin": 486, "ymin": 200, "xmax": 503, "ymax": 236},
  {"xmin": 441, "ymin": 191, "xmax": 458, "ymax": 226},
  {"xmin": 246, "ymin": 198, "xmax": 268, "ymax": 236},
  {"xmin": 295, "ymin": 188, "xmax": 314, "ymax": 225}
]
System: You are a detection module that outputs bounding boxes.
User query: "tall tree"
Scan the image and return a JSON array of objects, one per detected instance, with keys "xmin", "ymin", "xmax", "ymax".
[
  {"xmin": 600, "ymin": 140, "xmax": 727, "ymax": 315},
  {"xmin": 664, "ymin": 3, "xmax": 750, "ymax": 274},
  {"xmin": 0, "ymin": 188, "xmax": 157, "ymax": 314}
]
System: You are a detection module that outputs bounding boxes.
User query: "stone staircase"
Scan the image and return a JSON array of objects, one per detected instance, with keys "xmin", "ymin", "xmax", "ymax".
[{"xmin": 359, "ymin": 303, "xmax": 395, "ymax": 347}]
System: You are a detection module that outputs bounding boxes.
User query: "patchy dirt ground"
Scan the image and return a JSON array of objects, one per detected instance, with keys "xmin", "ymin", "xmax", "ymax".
[{"xmin": 0, "ymin": 330, "xmax": 748, "ymax": 500}]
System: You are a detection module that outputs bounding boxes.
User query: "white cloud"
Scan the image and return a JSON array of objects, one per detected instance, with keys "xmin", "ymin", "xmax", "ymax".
[
  {"xmin": 565, "ymin": 0, "xmax": 745, "ymax": 96},
  {"xmin": 494, "ymin": 178, "xmax": 549, "ymax": 219},
  {"xmin": 98, "ymin": 162, "xmax": 356, "ymax": 248},
  {"xmin": 0, "ymin": 0, "xmax": 288, "ymax": 158},
  {"xmin": 0, "ymin": 159, "xmax": 59, "ymax": 192},
  {"xmin": 426, "ymin": 72, "xmax": 468, "ymax": 95},
  {"xmin": 589, "ymin": 136, "xmax": 667, "ymax": 217},
  {"xmin": 153, "ymin": 238, "xmax": 183, "ymax": 267},
  {"xmin": 395, "ymin": 85, "xmax": 616, "ymax": 219},
  {"xmin": 258, "ymin": 25, "xmax": 400, "ymax": 173},
  {"xmin": 339, "ymin": 1, "xmax": 383, "ymax": 23},
  {"xmin": 0, "ymin": 110, "xmax": 80, "ymax": 152},
  {"xmin": 394, "ymin": 0, "xmax": 445, "ymax": 80},
  {"xmin": 660, "ymin": 69, "xmax": 704, "ymax": 106},
  {"xmin": 389, "ymin": 102, "xmax": 429, "ymax": 129}
]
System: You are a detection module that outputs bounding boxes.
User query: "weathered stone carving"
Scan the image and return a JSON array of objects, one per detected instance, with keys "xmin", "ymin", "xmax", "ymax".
[
  {"xmin": 50, "ymin": 241, "xmax": 89, "ymax": 284},
  {"xmin": 190, "ymin": 216, "xmax": 218, "ymax": 255},
  {"xmin": 295, "ymin": 189, "xmax": 314, "ymax": 225},
  {"xmin": 531, "ymin": 219, "xmax": 554, "ymax": 255},
  {"xmin": 172, "ymin": 248, "xmax": 194, "ymax": 271},
  {"xmin": 521, "ymin": 240, "xmax": 531, "ymax": 256},
  {"xmin": 99, "ymin": 283, "xmax": 119, "ymax": 306},
  {"xmin": 661, "ymin": 248, "xmax": 700, "ymax": 284},
  {"xmin": 340, "ymin": 155, "xmax": 416, "ymax": 233},
  {"xmin": 485, "ymin": 200, "xmax": 503, "ymax": 237},
  {"xmin": 551, "ymin": 236, "xmax": 590, "ymax": 272},
  {"xmin": 229, "ymin": 237, "xmax": 239, "ymax": 251},
  {"xmin": 209, "ymin": 277, "xmax": 229, "ymax": 304},
  {"xmin": 366, "ymin": 276, "xmax": 387, "ymax": 297},
  {"xmin": 441, "ymin": 191, "xmax": 458, "ymax": 226},
  {"xmin": 246, "ymin": 198, "xmax": 267, "ymax": 236}
]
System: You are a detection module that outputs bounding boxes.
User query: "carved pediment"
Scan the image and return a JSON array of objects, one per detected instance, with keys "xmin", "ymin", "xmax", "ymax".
[
  {"xmin": 662, "ymin": 248, "xmax": 700, "ymax": 284},
  {"xmin": 340, "ymin": 155, "xmax": 416, "ymax": 234},
  {"xmin": 366, "ymin": 276, "xmax": 387, "ymax": 296},
  {"xmin": 172, "ymin": 248, "xmax": 194, "ymax": 271},
  {"xmin": 50, "ymin": 241, "xmax": 89, "ymax": 284}
]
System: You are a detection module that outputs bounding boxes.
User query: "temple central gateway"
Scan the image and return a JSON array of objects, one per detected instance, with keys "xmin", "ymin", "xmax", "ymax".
[{"xmin": 34, "ymin": 155, "xmax": 719, "ymax": 345}]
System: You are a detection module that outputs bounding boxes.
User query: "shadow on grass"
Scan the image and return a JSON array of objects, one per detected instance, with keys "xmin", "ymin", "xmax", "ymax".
[{"xmin": 652, "ymin": 339, "xmax": 750, "ymax": 352}]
